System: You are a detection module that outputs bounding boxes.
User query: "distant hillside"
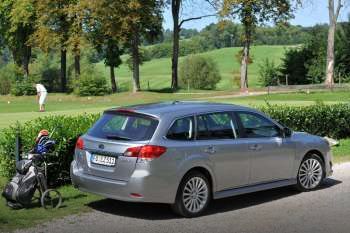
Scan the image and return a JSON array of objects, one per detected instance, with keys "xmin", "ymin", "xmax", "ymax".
[{"xmin": 97, "ymin": 45, "xmax": 289, "ymax": 91}]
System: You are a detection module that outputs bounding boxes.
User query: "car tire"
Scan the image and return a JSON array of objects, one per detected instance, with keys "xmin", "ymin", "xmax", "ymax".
[
  {"xmin": 171, "ymin": 171, "xmax": 211, "ymax": 218},
  {"xmin": 296, "ymin": 154, "xmax": 325, "ymax": 192}
]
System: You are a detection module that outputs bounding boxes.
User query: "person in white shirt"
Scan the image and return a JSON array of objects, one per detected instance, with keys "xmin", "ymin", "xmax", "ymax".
[{"xmin": 33, "ymin": 83, "xmax": 47, "ymax": 112}]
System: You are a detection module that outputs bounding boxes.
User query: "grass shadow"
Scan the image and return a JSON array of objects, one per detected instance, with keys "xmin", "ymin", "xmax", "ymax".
[{"xmin": 146, "ymin": 88, "xmax": 175, "ymax": 93}]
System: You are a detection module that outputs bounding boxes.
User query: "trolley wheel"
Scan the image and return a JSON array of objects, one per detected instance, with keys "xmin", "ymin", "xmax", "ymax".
[{"xmin": 41, "ymin": 189, "xmax": 62, "ymax": 209}]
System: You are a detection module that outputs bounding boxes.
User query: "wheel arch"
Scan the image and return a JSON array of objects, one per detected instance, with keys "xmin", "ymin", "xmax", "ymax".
[
  {"xmin": 304, "ymin": 149, "xmax": 325, "ymax": 165},
  {"xmin": 178, "ymin": 166, "xmax": 216, "ymax": 196}
]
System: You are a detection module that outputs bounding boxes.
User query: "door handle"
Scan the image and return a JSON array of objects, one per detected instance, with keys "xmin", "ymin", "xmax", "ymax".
[
  {"xmin": 204, "ymin": 146, "xmax": 216, "ymax": 154},
  {"xmin": 249, "ymin": 144, "xmax": 262, "ymax": 151}
]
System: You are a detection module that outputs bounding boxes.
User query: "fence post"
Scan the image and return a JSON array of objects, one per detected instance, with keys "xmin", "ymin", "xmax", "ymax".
[
  {"xmin": 285, "ymin": 75, "xmax": 289, "ymax": 86},
  {"xmin": 15, "ymin": 128, "xmax": 21, "ymax": 162}
]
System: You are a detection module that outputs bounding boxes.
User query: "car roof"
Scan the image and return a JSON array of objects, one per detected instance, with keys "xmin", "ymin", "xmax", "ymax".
[{"xmin": 106, "ymin": 101, "xmax": 256, "ymax": 118}]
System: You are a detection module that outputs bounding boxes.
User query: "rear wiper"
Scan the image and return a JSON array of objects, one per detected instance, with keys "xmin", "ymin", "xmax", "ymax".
[{"xmin": 106, "ymin": 135, "xmax": 132, "ymax": 141}]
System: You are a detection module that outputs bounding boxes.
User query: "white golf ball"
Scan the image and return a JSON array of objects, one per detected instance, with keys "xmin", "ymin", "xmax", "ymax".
[{"xmin": 7, "ymin": 101, "xmax": 10, "ymax": 104}]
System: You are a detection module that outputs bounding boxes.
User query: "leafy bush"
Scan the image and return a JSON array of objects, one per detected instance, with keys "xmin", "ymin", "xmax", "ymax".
[
  {"xmin": 30, "ymin": 52, "xmax": 61, "ymax": 92},
  {"xmin": 0, "ymin": 114, "xmax": 100, "ymax": 182},
  {"xmin": 0, "ymin": 63, "xmax": 24, "ymax": 95},
  {"xmin": 258, "ymin": 58, "xmax": 280, "ymax": 86},
  {"xmin": 279, "ymin": 47, "xmax": 311, "ymax": 85},
  {"xmin": 10, "ymin": 80, "xmax": 37, "ymax": 96},
  {"xmin": 73, "ymin": 66, "xmax": 111, "ymax": 96},
  {"xmin": 0, "ymin": 76, "xmax": 11, "ymax": 95},
  {"xmin": 259, "ymin": 103, "xmax": 350, "ymax": 139},
  {"xmin": 179, "ymin": 55, "xmax": 221, "ymax": 90}
]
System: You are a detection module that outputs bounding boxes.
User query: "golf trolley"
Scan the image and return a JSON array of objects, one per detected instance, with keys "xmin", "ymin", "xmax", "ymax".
[{"xmin": 2, "ymin": 130, "xmax": 62, "ymax": 209}]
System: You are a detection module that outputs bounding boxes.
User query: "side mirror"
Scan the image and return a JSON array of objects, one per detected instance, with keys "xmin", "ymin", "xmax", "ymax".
[{"xmin": 283, "ymin": 127, "xmax": 292, "ymax": 138}]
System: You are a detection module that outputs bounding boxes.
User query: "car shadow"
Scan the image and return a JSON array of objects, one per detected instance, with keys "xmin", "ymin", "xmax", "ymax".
[{"xmin": 87, "ymin": 178, "xmax": 341, "ymax": 220}]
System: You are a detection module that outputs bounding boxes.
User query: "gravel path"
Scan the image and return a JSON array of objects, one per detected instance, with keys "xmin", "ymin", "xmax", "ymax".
[{"xmin": 16, "ymin": 163, "xmax": 350, "ymax": 233}]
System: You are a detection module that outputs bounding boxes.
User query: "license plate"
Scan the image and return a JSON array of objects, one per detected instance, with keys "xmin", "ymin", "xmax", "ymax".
[{"xmin": 91, "ymin": 154, "xmax": 116, "ymax": 167}]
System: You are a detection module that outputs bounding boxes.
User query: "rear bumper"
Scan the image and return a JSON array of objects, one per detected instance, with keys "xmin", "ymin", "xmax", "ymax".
[{"xmin": 70, "ymin": 160, "xmax": 176, "ymax": 204}]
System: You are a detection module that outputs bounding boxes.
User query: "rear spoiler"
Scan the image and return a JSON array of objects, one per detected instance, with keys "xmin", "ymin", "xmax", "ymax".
[{"xmin": 103, "ymin": 108, "xmax": 159, "ymax": 120}]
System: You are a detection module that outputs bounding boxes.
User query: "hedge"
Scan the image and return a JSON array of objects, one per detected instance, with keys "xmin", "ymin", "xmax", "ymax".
[
  {"xmin": 1, "ymin": 103, "xmax": 350, "ymax": 182},
  {"xmin": 0, "ymin": 114, "xmax": 100, "ymax": 183},
  {"xmin": 259, "ymin": 103, "xmax": 350, "ymax": 139}
]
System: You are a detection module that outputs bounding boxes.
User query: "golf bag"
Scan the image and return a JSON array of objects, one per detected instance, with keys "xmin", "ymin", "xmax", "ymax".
[
  {"xmin": 2, "ymin": 130, "xmax": 55, "ymax": 208},
  {"xmin": 2, "ymin": 161, "xmax": 37, "ymax": 208}
]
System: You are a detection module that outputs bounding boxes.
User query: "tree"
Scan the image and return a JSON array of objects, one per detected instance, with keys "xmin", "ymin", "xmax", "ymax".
[
  {"xmin": 125, "ymin": 0, "xmax": 163, "ymax": 92},
  {"xmin": 325, "ymin": 0, "xmax": 343, "ymax": 87},
  {"xmin": 170, "ymin": 0, "xmax": 216, "ymax": 90},
  {"xmin": 97, "ymin": 39, "xmax": 123, "ymax": 93},
  {"xmin": 0, "ymin": 0, "xmax": 35, "ymax": 77},
  {"xmin": 82, "ymin": 1, "xmax": 124, "ymax": 93},
  {"xmin": 84, "ymin": 0, "xmax": 163, "ymax": 93},
  {"xmin": 220, "ymin": 0, "xmax": 294, "ymax": 92},
  {"xmin": 67, "ymin": 0, "xmax": 86, "ymax": 79},
  {"xmin": 32, "ymin": 0, "xmax": 80, "ymax": 92}
]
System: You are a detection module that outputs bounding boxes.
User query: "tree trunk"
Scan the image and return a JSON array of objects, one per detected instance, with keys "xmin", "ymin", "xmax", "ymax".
[
  {"xmin": 171, "ymin": 0, "xmax": 181, "ymax": 91},
  {"xmin": 325, "ymin": 0, "xmax": 342, "ymax": 87},
  {"xmin": 74, "ymin": 54, "xmax": 80, "ymax": 78},
  {"xmin": 131, "ymin": 31, "xmax": 140, "ymax": 93},
  {"xmin": 60, "ymin": 49, "xmax": 67, "ymax": 92},
  {"xmin": 110, "ymin": 65, "xmax": 117, "ymax": 93},
  {"xmin": 325, "ymin": 24, "xmax": 336, "ymax": 87},
  {"xmin": 23, "ymin": 46, "xmax": 31, "ymax": 78},
  {"xmin": 240, "ymin": 40, "xmax": 250, "ymax": 92}
]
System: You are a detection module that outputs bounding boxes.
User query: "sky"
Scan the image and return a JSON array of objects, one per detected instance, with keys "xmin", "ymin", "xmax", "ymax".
[{"xmin": 163, "ymin": 1, "xmax": 350, "ymax": 30}]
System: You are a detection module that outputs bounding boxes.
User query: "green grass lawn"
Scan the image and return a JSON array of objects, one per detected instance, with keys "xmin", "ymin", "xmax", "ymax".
[
  {"xmin": 332, "ymin": 139, "xmax": 350, "ymax": 163},
  {"xmin": 96, "ymin": 45, "xmax": 288, "ymax": 91},
  {"xmin": 0, "ymin": 176, "xmax": 102, "ymax": 232},
  {"xmin": 1, "ymin": 90, "xmax": 350, "ymax": 129}
]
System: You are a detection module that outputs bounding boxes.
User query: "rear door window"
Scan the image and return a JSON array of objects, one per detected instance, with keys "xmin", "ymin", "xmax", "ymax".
[
  {"xmin": 166, "ymin": 116, "xmax": 194, "ymax": 140},
  {"xmin": 88, "ymin": 112, "xmax": 159, "ymax": 141},
  {"xmin": 196, "ymin": 112, "xmax": 238, "ymax": 140}
]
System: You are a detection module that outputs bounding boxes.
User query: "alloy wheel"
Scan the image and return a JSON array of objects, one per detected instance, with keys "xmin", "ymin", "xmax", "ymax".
[
  {"xmin": 182, "ymin": 177, "xmax": 209, "ymax": 213},
  {"xmin": 298, "ymin": 158, "xmax": 323, "ymax": 189}
]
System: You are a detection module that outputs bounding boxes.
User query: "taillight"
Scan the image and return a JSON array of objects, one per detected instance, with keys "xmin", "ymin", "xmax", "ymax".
[
  {"xmin": 124, "ymin": 145, "xmax": 166, "ymax": 160},
  {"xmin": 76, "ymin": 137, "xmax": 84, "ymax": 150}
]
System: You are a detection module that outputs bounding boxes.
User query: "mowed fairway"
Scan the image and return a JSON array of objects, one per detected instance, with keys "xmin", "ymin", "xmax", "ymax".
[
  {"xmin": 1, "ymin": 90, "xmax": 350, "ymax": 129},
  {"xmin": 96, "ymin": 45, "xmax": 288, "ymax": 91}
]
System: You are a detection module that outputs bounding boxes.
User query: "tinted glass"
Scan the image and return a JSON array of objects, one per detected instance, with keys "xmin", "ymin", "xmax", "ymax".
[
  {"xmin": 197, "ymin": 112, "xmax": 238, "ymax": 140},
  {"xmin": 88, "ymin": 113, "xmax": 158, "ymax": 141},
  {"xmin": 167, "ymin": 116, "xmax": 194, "ymax": 140},
  {"xmin": 237, "ymin": 112, "xmax": 281, "ymax": 138}
]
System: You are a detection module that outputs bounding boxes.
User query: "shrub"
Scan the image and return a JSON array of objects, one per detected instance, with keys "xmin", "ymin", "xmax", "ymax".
[
  {"xmin": 10, "ymin": 80, "xmax": 37, "ymax": 96},
  {"xmin": 0, "ymin": 63, "xmax": 24, "ymax": 95},
  {"xmin": 0, "ymin": 114, "xmax": 100, "ymax": 182},
  {"xmin": 0, "ymin": 76, "xmax": 11, "ymax": 95},
  {"xmin": 259, "ymin": 103, "xmax": 350, "ymax": 139},
  {"xmin": 279, "ymin": 47, "xmax": 312, "ymax": 85},
  {"xmin": 73, "ymin": 66, "xmax": 111, "ymax": 96},
  {"xmin": 179, "ymin": 55, "xmax": 221, "ymax": 90},
  {"xmin": 258, "ymin": 58, "xmax": 280, "ymax": 86},
  {"xmin": 30, "ymin": 52, "xmax": 61, "ymax": 92}
]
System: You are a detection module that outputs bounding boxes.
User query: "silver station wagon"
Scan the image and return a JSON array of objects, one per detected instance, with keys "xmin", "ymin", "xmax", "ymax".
[{"xmin": 71, "ymin": 101, "xmax": 333, "ymax": 217}]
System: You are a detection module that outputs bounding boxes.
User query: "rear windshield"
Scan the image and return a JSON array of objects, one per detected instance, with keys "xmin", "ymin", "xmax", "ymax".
[{"xmin": 88, "ymin": 112, "xmax": 159, "ymax": 141}]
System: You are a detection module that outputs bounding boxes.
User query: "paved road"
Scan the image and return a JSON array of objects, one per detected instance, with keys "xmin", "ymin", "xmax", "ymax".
[{"xmin": 17, "ymin": 163, "xmax": 350, "ymax": 233}]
